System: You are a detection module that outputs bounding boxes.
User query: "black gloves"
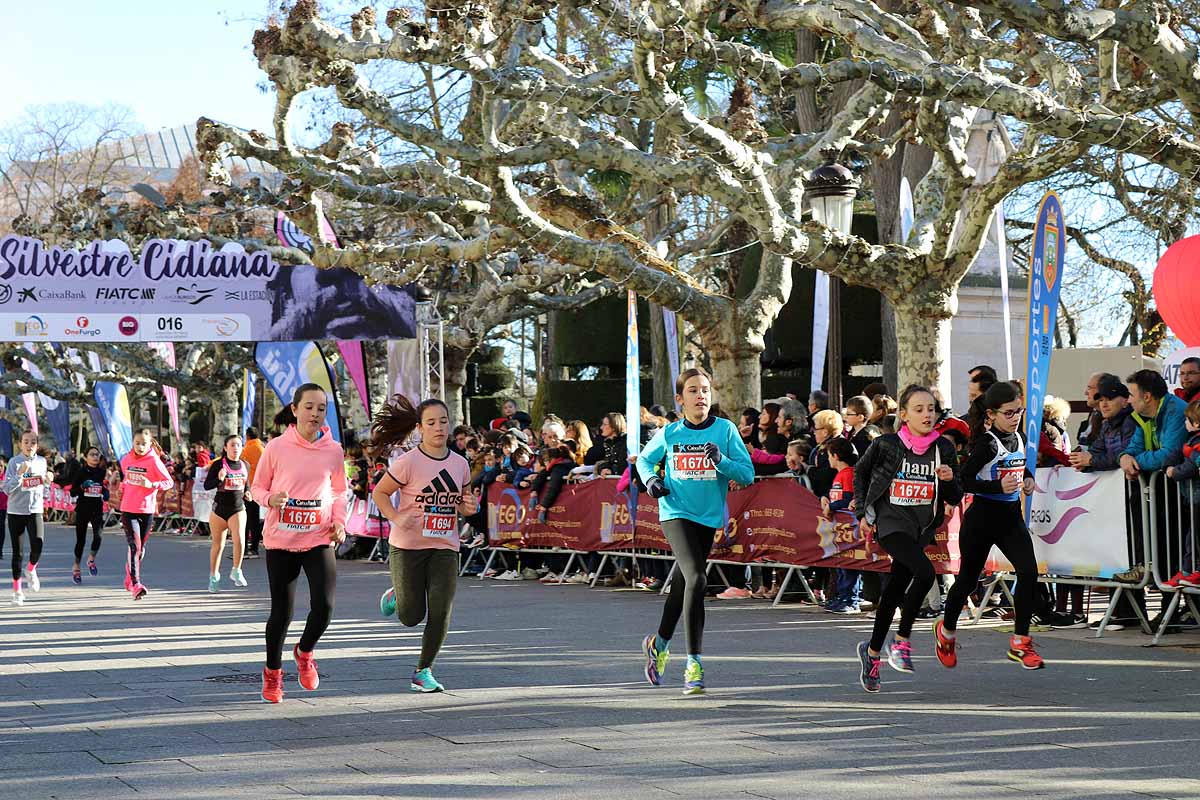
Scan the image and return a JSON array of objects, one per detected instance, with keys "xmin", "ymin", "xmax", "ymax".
[
  {"xmin": 646, "ymin": 476, "xmax": 671, "ymax": 498},
  {"xmin": 703, "ymin": 442, "xmax": 722, "ymax": 465}
]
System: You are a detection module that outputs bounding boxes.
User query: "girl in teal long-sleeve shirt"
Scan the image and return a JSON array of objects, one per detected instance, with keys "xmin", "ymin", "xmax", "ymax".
[{"xmin": 637, "ymin": 368, "xmax": 753, "ymax": 695}]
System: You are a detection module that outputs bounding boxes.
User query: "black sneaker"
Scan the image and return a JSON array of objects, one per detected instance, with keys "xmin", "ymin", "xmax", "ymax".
[
  {"xmin": 857, "ymin": 641, "xmax": 881, "ymax": 693},
  {"xmin": 1046, "ymin": 611, "xmax": 1082, "ymax": 628}
]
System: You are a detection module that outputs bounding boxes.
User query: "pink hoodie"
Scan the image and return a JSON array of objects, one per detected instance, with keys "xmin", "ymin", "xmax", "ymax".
[
  {"xmin": 119, "ymin": 450, "xmax": 174, "ymax": 514},
  {"xmin": 251, "ymin": 425, "xmax": 348, "ymax": 552}
]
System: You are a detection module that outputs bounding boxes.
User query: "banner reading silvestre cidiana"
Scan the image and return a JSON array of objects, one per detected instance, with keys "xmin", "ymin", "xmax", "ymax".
[{"xmin": 0, "ymin": 234, "xmax": 416, "ymax": 343}]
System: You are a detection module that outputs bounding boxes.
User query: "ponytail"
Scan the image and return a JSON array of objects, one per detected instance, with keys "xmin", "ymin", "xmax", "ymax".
[
  {"xmin": 368, "ymin": 395, "xmax": 448, "ymax": 458},
  {"xmin": 273, "ymin": 382, "xmax": 327, "ymax": 430},
  {"xmin": 968, "ymin": 381, "xmax": 1022, "ymax": 446}
]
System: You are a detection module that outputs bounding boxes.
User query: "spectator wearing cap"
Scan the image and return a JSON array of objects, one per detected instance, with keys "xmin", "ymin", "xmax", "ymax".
[
  {"xmin": 1120, "ymin": 369, "xmax": 1188, "ymax": 478},
  {"xmin": 1175, "ymin": 357, "xmax": 1200, "ymax": 404},
  {"xmin": 1070, "ymin": 374, "xmax": 1137, "ymax": 473}
]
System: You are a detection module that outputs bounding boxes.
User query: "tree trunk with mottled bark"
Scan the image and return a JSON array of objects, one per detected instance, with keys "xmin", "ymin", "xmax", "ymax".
[{"xmin": 893, "ymin": 301, "xmax": 954, "ymax": 402}]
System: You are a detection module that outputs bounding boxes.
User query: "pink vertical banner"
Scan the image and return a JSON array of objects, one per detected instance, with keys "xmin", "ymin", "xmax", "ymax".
[
  {"xmin": 21, "ymin": 392, "xmax": 37, "ymax": 435},
  {"xmin": 337, "ymin": 341, "xmax": 371, "ymax": 419},
  {"xmin": 148, "ymin": 342, "xmax": 182, "ymax": 444}
]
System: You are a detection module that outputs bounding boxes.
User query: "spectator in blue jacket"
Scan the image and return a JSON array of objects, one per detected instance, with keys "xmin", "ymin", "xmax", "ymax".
[{"xmin": 1120, "ymin": 369, "xmax": 1187, "ymax": 477}]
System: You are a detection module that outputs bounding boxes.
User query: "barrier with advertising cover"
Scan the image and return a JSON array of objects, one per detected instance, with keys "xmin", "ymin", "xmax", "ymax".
[{"xmin": 486, "ymin": 478, "xmax": 962, "ymax": 573}]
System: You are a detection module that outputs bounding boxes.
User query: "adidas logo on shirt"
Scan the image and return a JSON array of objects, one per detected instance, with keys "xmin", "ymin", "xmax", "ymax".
[{"xmin": 415, "ymin": 468, "xmax": 463, "ymax": 509}]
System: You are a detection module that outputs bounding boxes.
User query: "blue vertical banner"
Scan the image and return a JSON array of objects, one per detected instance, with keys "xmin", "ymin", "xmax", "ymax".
[
  {"xmin": 254, "ymin": 342, "xmax": 342, "ymax": 442},
  {"xmin": 1024, "ymin": 191, "xmax": 1066, "ymax": 519},
  {"xmin": 625, "ymin": 291, "xmax": 641, "ymax": 520},
  {"xmin": 241, "ymin": 368, "xmax": 257, "ymax": 434},
  {"xmin": 87, "ymin": 405, "xmax": 114, "ymax": 460},
  {"xmin": 94, "ymin": 381, "xmax": 134, "ymax": 460},
  {"xmin": 0, "ymin": 364, "xmax": 13, "ymax": 458}
]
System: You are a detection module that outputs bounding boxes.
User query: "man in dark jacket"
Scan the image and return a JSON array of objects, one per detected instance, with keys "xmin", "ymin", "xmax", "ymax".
[{"xmin": 1069, "ymin": 374, "xmax": 1136, "ymax": 472}]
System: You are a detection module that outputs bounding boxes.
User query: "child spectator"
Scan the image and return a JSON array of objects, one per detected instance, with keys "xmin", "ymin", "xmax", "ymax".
[
  {"xmin": 497, "ymin": 444, "xmax": 534, "ymax": 487},
  {"xmin": 820, "ymin": 437, "xmax": 862, "ymax": 613},
  {"xmin": 844, "ymin": 395, "xmax": 882, "ymax": 457},
  {"xmin": 786, "ymin": 440, "xmax": 812, "ymax": 478},
  {"xmin": 531, "ymin": 445, "xmax": 576, "ymax": 524}
]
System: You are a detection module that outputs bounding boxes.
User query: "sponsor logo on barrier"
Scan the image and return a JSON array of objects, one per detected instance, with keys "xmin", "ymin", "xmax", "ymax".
[
  {"xmin": 208, "ymin": 316, "xmax": 240, "ymax": 337},
  {"xmin": 62, "ymin": 315, "xmax": 101, "ymax": 337},
  {"xmin": 15, "ymin": 315, "xmax": 47, "ymax": 336},
  {"xmin": 118, "ymin": 315, "xmax": 139, "ymax": 336},
  {"xmin": 225, "ymin": 289, "xmax": 270, "ymax": 301},
  {"xmin": 17, "ymin": 287, "xmax": 35, "ymax": 303}
]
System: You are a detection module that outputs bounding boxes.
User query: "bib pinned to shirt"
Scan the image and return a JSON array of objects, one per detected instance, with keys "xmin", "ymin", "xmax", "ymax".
[
  {"xmin": 671, "ymin": 444, "xmax": 716, "ymax": 481},
  {"xmin": 279, "ymin": 498, "xmax": 322, "ymax": 532}
]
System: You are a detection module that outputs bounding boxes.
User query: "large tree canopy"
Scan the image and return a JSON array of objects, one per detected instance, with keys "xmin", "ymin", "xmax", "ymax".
[{"xmin": 182, "ymin": 0, "xmax": 1200, "ymax": 404}]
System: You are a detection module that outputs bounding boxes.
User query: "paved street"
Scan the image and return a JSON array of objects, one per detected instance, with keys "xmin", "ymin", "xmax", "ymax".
[{"xmin": 1, "ymin": 524, "xmax": 1198, "ymax": 800}]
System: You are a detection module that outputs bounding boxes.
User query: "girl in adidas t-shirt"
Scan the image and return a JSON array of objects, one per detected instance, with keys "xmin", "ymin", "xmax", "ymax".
[
  {"xmin": 937, "ymin": 381, "xmax": 1043, "ymax": 670},
  {"xmin": 852, "ymin": 385, "xmax": 962, "ymax": 692},
  {"xmin": 370, "ymin": 395, "xmax": 477, "ymax": 693}
]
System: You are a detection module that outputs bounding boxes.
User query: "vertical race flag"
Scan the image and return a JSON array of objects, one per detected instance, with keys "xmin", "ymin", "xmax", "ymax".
[
  {"xmin": 147, "ymin": 342, "xmax": 182, "ymax": 445},
  {"xmin": 1023, "ymin": 191, "xmax": 1066, "ymax": 521},
  {"xmin": 0, "ymin": 364, "xmax": 13, "ymax": 457},
  {"xmin": 94, "ymin": 381, "xmax": 134, "ymax": 459},
  {"xmin": 254, "ymin": 342, "xmax": 343, "ymax": 442},
  {"xmin": 662, "ymin": 309, "xmax": 681, "ymax": 411},
  {"xmin": 337, "ymin": 341, "xmax": 372, "ymax": 420},
  {"xmin": 995, "ymin": 204, "xmax": 1015, "ymax": 378},
  {"xmin": 87, "ymin": 405, "xmax": 114, "ymax": 460},
  {"xmin": 625, "ymin": 290, "xmax": 641, "ymax": 524},
  {"xmin": 241, "ymin": 368, "xmax": 256, "ymax": 434}
]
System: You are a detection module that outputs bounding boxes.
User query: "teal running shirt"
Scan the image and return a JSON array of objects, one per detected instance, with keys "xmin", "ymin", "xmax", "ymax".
[{"xmin": 636, "ymin": 416, "xmax": 754, "ymax": 529}]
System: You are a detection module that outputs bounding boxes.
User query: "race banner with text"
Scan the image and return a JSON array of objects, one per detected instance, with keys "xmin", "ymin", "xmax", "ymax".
[
  {"xmin": 0, "ymin": 234, "xmax": 417, "ymax": 342},
  {"xmin": 486, "ymin": 477, "xmax": 961, "ymax": 573},
  {"xmin": 986, "ymin": 466, "xmax": 1130, "ymax": 579}
]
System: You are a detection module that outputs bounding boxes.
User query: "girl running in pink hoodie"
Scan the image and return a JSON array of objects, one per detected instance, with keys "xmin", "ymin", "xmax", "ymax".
[
  {"xmin": 251, "ymin": 383, "xmax": 347, "ymax": 704},
  {"xmin": 119, "ymin": 430, "xmax": 174, "ymax": 601}
]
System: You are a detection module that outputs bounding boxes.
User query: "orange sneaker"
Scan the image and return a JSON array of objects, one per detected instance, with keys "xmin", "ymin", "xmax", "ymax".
[
  {"xmin": 934, "ymin": 619, "xmax": 957, "ymax": 669},
  {"xmin": 262, "ymin": 667, "xmax": 284, "ymax": 703},
  {"xmin": 294, "ymin": 645, "xmax": 320, "ymax": 691},
  {"xmin": 1007, "ymin": 636, "xmax": 1044, "ymax": 670}
]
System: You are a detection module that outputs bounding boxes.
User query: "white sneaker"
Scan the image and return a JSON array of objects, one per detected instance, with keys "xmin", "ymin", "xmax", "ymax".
[
  {"xmin": 12, "ymin": 590, "xmax": 24, "ymax": 606},
  {"xmin": 539, "ymin": 572, "xmax": 560, "ymax": 583},
  {"xmin": 567, "ymin": 572, "xmax": 591, "ymax": 584},
  {"xmin": 26, "ymin": 568, "xmax": 40, "ymax": 593},
  {"xmin": 535, "ymin": 567, "xmax": 550, "ymax": 576},
  {"xmin": 494, "ymin": 570, "xmax": 519, "ymax": 581},
  {"xmin": 230, "ymin": 568, "xmax": 248, "ymax": 587},
  {"xmin": 521, "ymin": 567, "xmax": 540, "ymax": 580}
]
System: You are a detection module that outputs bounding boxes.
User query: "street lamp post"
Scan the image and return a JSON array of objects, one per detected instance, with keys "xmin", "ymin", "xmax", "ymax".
[{"xmin": 804, "ymin": 152, "xmax": 859, "ymax": 409}]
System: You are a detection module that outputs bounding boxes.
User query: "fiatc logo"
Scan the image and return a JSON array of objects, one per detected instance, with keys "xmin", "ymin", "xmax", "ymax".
[
  {"xmin": 118, "ymin": 316, "xmax": 140, "ymax": 337},
  {"xmin": 14, "ymin": 315, "xmax": 47, "ymax": 337},
  {"xmin": 63, "ymin": 315, "xmax": 101, "ymax": 337}
]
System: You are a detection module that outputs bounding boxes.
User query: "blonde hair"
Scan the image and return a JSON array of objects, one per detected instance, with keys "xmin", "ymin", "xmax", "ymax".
[
  {"xmin": 1043, "ymin": 395, "xmax": 1071, "ymax": 426},
  {"xmin": 812, "ymin": 409, "xmax": 844, "ymax": 437},
  {"xmin": 565, "ymin": 420, "xmax": 592, "ymax": 464}
]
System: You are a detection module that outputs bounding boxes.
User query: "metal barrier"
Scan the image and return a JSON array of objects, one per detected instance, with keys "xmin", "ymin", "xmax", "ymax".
[{"xmin": 1147, "ymin": 470, "xmax": 1200, "ymax": 645}]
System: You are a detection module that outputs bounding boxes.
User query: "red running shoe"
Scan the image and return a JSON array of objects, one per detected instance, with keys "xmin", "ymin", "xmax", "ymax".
[
  {"xmin": 294, "ymin": 645, "xmax": 320, "ymax": 691},
  {"xmin": 934, "ymin": 619, "xmax": 957, "ymax": 669},
  {"xmin": 262, "ymin": 667, "xmax": 284, "ymax": 703},
  {"xmin": 1179, "ymin": 571, "xmax": 1200, "ymax": 588},
  {"xmin": 131, "ymin": 583, "xmax": 148, "ymax": 601},
  {"xmin": 1163, "ymin": 571, "xmax": 1187, "ymax": 590},
  {"xmin": 1007, "ymin": 636, "xmax": 1045, "ymax": 670}
]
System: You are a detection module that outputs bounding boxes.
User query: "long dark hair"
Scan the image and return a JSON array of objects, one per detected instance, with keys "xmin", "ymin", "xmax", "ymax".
[
  {"xmin": 968, "ymin": 381, "xmax": 1022, "ymax": 445},
  {"xmin": 273, "ymin": 383, "xmax": 328, "ymax": 429},
  {"xmin": 367, "ymin": 395, "xmax": 448, "ymax": 458}
]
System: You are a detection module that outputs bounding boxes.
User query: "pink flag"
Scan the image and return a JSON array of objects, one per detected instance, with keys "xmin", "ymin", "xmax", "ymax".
[
  {"xmin": 21, "ymin": 392, "xmax": 37, "ymax": 435},
  {"xmin": 148, "ymin": 343, "xmax": 181, "ymax": 444},
  {"xmin": 337, "ymin": 341, "xmax": 371, "ymax": 419}
]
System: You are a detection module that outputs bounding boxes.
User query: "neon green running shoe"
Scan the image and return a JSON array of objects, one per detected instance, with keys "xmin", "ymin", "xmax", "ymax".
[
  {"xmin": 683, "ymin": 659, "xmax": 705, "ymax": 695},
  {"xmin": 642, "ymin": 634, "xmax": 669, "ymax": 686},
  {"xmin": 411, "ymin": 667, "xmax": 444, "ymax": 693},
  {"xmin": 380, "ymin": 586, "xmax": 396, "ymax": 618}
]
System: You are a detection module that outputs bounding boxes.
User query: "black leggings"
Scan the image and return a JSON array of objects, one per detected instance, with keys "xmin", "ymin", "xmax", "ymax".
[
  {"xmin": 869, "ymin": 531, "xmax": 937, "ymax": 652},
  {"xmin": 943, "ymin": 499, "xmax": 1038, "ymax": 637},
  {"xmin": 9, "ymin": 513, "xmax": 44, "ymax": 580},
  {"xmin": 122, "ymin": 513, "xmax": 152, "ymax": 585},
  {"xmin": 389, "ymin": 547, "xmax": 458, "ymax": 670},
  {"xmin": 75, "ymin": 503, "xmax": 104, "ymax": 562},
  {"xmin": 658, "ymin": 518, "xmax": 716, "ymax": 655},
  {"xmin": 265, "ymin": 546, "xmax": 336, "ymax": 670}
]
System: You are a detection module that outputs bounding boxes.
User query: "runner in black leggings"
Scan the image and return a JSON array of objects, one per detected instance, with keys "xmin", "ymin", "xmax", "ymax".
[
  {"xmin": 636, "ymin": 368, "xmax": 753, "ymax": 695},
  {"xmin": 68, "ymin": 447, "xmax": 108, "ymax": 584},
  {"xmin": 937, "ymin": 381, "xmax": 1044, "ymax": 670},
  {"xmin": 853, "ymin": 385, "xmax": 962, "ymax": 693}
]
